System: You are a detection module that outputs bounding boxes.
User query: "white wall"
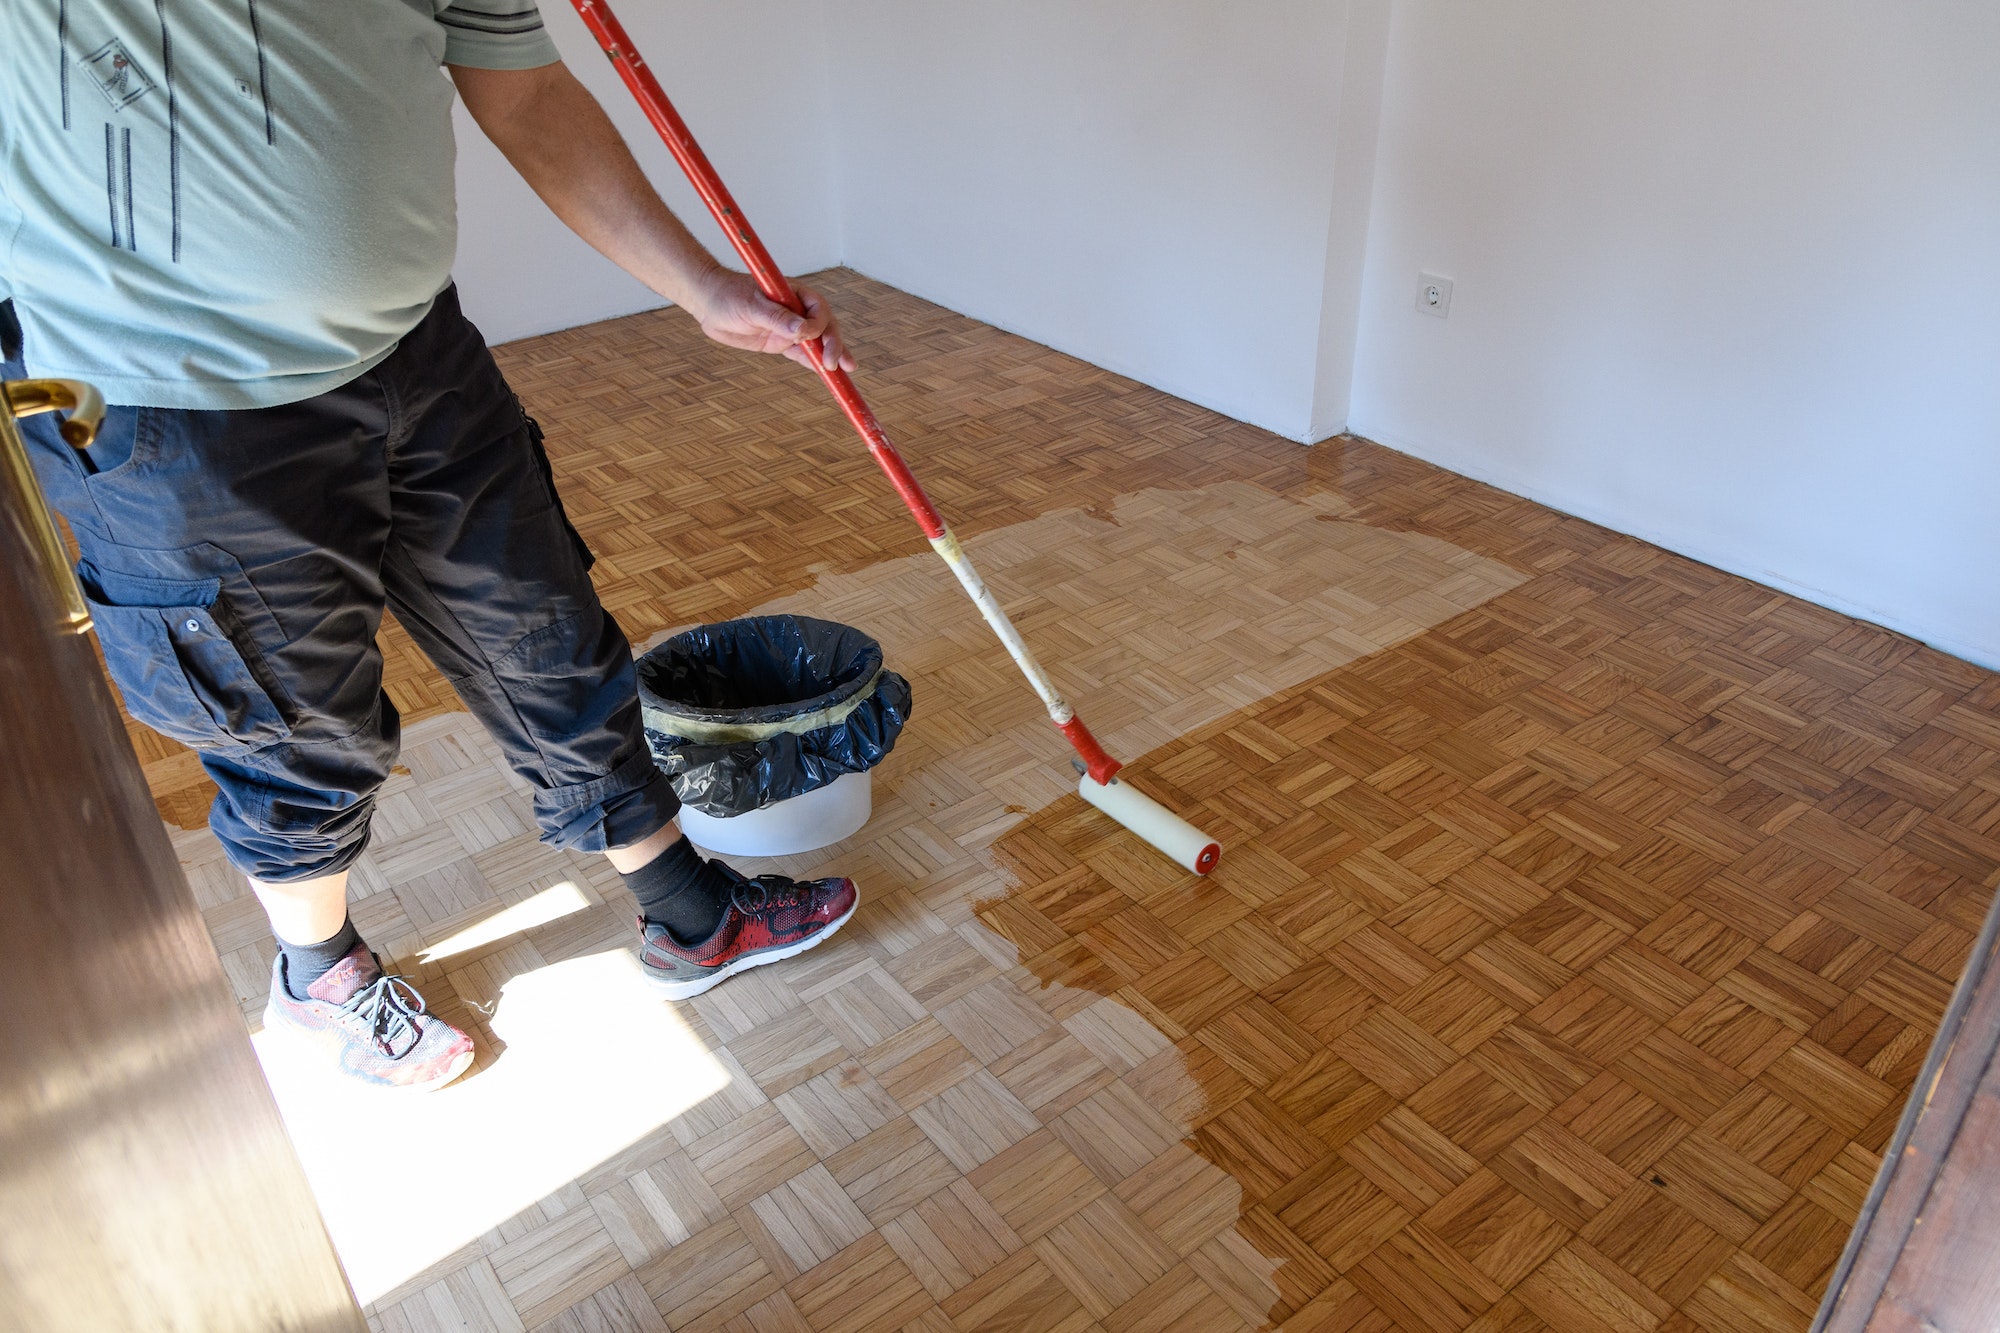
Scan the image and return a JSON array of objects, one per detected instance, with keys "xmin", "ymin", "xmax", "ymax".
[
  {"xmin": 451, "ymin": 0, "xmax": 839, "ymax": 345},
  {"xmin": 448, "ymin": 1, "xmax": 2000, "ymax": 668},
  {"xmin": 823, "ymin": 2, "xmax": 1375, "ymax": 441},
  {"xmin": 1309, "ymin": 0, "xmax": 1391, "ymax": 440},
  {"xmin": 1347, "ymin": 1, "xmax": 2000, "ymax": 665}
]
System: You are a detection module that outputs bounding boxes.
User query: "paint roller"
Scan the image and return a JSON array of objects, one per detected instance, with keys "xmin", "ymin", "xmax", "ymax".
[
  {"xmin": 1074, "ymin": 763, "xmax": 1222, "ymax": 876},
  {"xmin": 570, "ymin": 0, "xmax": 1223, "ymax": 875}
]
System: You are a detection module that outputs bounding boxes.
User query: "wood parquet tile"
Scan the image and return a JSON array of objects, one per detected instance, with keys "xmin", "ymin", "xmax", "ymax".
[{"xmin": 127, "ymin": 271, "xmax": 2000, "ymax": 1331}]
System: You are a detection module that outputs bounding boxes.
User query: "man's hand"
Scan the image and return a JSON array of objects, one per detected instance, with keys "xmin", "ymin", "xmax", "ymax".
[
  {"xmin": 688, "ymin": 270, "xmax": 855, "ymax": 373},
  {"xmin": 452, "ymin": 62, "xmax": 855, "ymax": 373}
]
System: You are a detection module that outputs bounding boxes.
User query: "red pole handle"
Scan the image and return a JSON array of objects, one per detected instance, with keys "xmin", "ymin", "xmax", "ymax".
[
  {"xmin": 569, "ymin": 0, "xmax": 946, "ymax": 538},
  {"xmin": 1059, "ymin": 717, "xmax": 1121, "ymax": 786}
]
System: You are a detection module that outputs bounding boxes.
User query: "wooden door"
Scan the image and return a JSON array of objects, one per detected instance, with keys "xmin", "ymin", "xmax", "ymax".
[
  {"xmin": 0, "ymin": 381, "xmax": 365, "ymax": 1332},
  {"xmin": 1815, "ymin": 878, "xmax": 2000, "ymax": 1332}
]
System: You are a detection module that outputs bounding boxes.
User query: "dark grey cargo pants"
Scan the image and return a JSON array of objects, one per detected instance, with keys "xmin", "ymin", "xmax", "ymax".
[{"xmin": 4, "ymin": 287, "xmax": 679, "ymax": 882}]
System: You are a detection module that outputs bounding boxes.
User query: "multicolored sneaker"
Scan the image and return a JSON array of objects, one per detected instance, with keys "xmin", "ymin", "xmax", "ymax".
[
  {"xmin": 262, "ymin": 945, "xmax": 475, "ymax": 1092},
  {"xmin": 638, "ymin": 867, "xmax": 858, "ymax": 1000}
]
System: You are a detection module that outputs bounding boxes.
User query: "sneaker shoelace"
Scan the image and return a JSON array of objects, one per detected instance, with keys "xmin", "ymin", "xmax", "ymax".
[
  {"xmin": 729, "ymin": 876, "xmax": 775, "ymax": 916},
  {"xmin": 729, "ymin": 869, "xmax": 828, "ymax": 918},
  {"xmin": 711, "ymin": 858, "xmax": 794, "ymax": 918},
  {"xmin": 342, "ymin": 972, "xmax": 429, "ymax": 1058}
]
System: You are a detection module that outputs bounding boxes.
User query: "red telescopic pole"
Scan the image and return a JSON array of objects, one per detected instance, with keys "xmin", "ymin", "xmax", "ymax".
[
  {"xmin": 567, "ymin": 0, "xmax": 947, "ymax": 539},
  {"xmin": 559, "ymin": 0, "xmax": 1225, "ymax": 882}
]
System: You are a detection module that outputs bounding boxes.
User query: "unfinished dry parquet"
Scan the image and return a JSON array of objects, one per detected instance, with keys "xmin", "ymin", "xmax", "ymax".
[{"xmin": 127, "ymin": 271, "xmax": 2000, "ymax": 1333}]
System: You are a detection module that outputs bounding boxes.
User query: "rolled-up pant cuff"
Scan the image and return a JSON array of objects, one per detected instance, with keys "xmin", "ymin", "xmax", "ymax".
[
  {"xmin": 536, "ymin": 749, "xmax": 682, "ymax": 854},
  {"xmin": 206, "ymin": 760, "xmax": 378, "ymax": 884}
]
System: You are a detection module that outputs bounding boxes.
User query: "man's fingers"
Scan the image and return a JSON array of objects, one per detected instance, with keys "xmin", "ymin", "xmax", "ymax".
[
  {"xmin": 792, "ymin": 288, "xmax": 832, "ymax": 342},
  {"xmin": 794, "ymin": 286, "xmax": 856, "ymax": 371},
  {"xmin": 699, "ymin": 275, "xmax": 855, "ymax": 369},
  {"xmin": 757, "ymin": 296, "xmax": 809, "ymax": 341}
]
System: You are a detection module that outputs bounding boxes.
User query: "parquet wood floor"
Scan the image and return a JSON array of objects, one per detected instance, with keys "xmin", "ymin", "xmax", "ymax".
[{"xmin": 131, "ymin": 271, "xmax": 2000, "ymax": 1333}]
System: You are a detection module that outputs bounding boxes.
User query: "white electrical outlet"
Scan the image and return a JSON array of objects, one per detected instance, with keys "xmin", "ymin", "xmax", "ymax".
[{"xmin": 1417, "ymin": 273, "xmax": 1453, "ymax": 318}]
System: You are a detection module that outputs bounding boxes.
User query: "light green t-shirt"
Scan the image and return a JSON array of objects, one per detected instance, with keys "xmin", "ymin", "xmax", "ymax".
[{"xmin": 0, "ymin": 0, "xmax": 560, "ymax": 409}]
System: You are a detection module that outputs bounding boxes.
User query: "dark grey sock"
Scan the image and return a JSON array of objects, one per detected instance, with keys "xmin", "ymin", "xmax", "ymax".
[
  {"xmin": 621, "ymin": 836, "xmax": 731, "ymax": 945},
  {"xmin": 279, "ymin": 916, "xmax": 362, "ymax": 1001}
]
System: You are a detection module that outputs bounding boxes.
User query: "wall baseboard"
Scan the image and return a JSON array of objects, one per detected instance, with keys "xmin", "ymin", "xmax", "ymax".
[{"xmin": 1348, "ymin": 426, "xmax": 1998, "ymax": 674}]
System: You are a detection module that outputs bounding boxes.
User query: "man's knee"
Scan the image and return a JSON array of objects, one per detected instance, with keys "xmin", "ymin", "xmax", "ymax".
[{"xmin": 456, "ymin": 606, "xmax": 680, "ymax": 852}]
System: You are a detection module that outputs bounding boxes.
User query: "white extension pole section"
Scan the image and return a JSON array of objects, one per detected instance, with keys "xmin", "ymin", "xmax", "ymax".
[
  {"xmin": 930, "ymin": 528, "xmax": 1223, "ymax": 877},
  {"xmin": 929, "ymin": 531, "xmax": 1074, "ymax": 724},
  {"xmin": 1077, "ymin": 774, "xmax": 1222, "ymax": 876}
]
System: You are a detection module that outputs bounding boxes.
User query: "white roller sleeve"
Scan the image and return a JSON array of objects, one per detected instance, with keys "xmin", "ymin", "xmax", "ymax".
[{"xmin": 1077, "ymin": 774, "xmax": 1221, "ymax": 875}]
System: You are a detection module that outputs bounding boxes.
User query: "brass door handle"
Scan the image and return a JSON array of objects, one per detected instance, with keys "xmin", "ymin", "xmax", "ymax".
[{"xmin": 2, "ymin": 378, "xmax": 103, "ymax": 633}]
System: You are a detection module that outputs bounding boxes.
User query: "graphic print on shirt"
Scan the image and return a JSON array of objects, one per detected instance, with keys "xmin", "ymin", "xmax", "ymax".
[
  {"xmin": 102, "ymin": 124, "xmax": 121, "ymax": 248},
  {"xmin": 123, "ymin": 125, "xmax": 136, "ymax": 247},
  {"xmin": 243, "ymin": 0, "xmax": 275, "ymax": 145},
  {"xmin": 151, "ymin": 0, "xmax": 182, "ymax": 262},
  {"xmin": 58, "ymin": 0, "xmax": 73, "ymax": 128},
  {"xmin": 101, "ymin": 124, "xmax": 138, "ymax": 251},
  {"xmin": 80, "ymin": 37, "xmax": 154, "ymax": 110}
]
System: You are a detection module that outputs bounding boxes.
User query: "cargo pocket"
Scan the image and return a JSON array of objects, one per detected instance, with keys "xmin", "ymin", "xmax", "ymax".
[
  {"xmin": 79, "ymin": 563, "xmax": 292, "ymax": 752},
  {"xmin": 524, "ymin": 413, "xmax": 596, "ymax": 572}
]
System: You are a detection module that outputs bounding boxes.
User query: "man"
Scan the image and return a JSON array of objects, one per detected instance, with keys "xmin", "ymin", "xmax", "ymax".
[{"xmin": 1, "ymin": 0, "xmax": 860, "ymax": 1092}]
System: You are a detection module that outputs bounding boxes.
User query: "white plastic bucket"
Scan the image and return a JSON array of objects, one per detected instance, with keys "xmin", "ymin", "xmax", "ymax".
[{"xmin": 677, "ymin": 769, "xmax": 872, "ymax": 858}]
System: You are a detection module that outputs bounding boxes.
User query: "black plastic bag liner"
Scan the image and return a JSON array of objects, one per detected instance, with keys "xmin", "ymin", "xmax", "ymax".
[{"xmin": 637, "ymin": 615, "xmax": 912, "ymax": 818}]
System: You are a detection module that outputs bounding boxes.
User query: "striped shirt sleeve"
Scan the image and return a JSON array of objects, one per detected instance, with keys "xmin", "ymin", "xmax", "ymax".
[{"xmin": 435, "ymin": 0, "xmax": 562, "ymax": 70}]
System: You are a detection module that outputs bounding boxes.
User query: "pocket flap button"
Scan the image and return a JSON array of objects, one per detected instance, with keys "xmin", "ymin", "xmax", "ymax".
[{"xmin": 183, "ymin": 618, "xmax": 202, "ymax": 633}]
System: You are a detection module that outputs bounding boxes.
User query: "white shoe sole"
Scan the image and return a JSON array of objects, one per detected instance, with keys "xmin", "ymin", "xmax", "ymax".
[
  {"xmin": 644, "ymin": 898, "xmax": 859, "ymax": 1001},
  {"xmin": 424, "ymin": 1047, "xmax": 477, "ymax": 1093}
]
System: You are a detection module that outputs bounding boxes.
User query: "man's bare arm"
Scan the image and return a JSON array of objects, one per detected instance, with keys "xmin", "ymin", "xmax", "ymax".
[{"xmin": 450, "ymin": 60, "xmax": 853, "ymax": 371}]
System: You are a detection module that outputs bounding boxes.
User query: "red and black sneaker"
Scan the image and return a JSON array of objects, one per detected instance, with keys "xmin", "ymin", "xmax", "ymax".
[{"xmin": 638, "ymin": 865, "xmax": 858, "ymax": 1000}]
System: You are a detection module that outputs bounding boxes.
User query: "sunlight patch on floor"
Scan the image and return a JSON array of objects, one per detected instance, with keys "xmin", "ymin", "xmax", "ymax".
[{"xmin": 418, "ymin": 880, "xmax": 592, "ymax": 965}]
